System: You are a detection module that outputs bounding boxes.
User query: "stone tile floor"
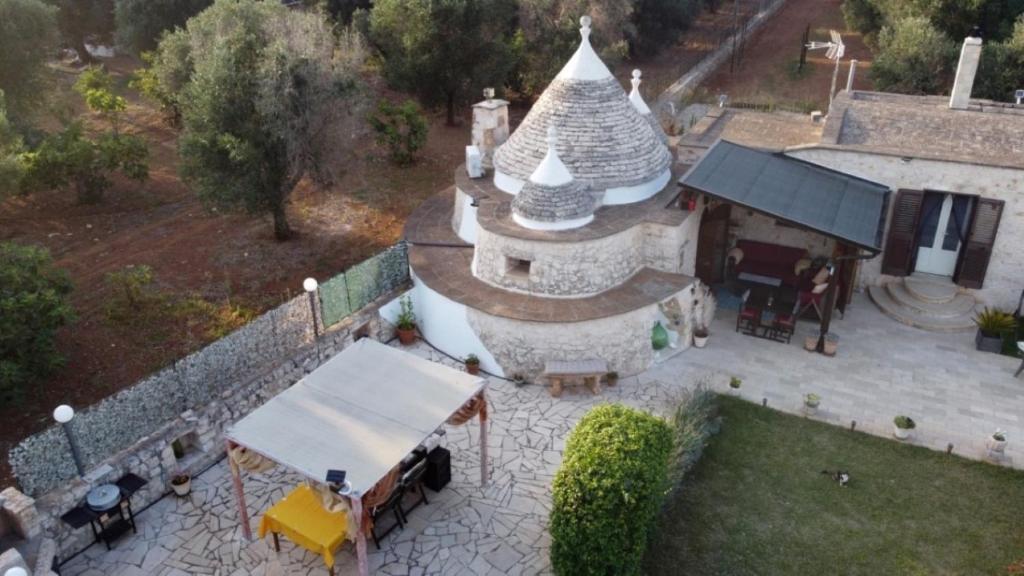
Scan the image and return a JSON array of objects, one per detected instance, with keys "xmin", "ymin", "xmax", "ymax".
[{"xmin": 61, "ymin": 293, "xmax": 1024, "ymax": 575}]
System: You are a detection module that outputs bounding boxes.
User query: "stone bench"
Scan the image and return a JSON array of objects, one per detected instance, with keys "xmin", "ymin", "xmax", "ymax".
[{"xmin": 543, "ymin": 359, "xmax": 607, "ymax": 397}]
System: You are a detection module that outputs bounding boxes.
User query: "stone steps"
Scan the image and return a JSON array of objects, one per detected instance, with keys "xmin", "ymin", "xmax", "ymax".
[
  {"xmin": 904, "ymin": 274, "xmax": 959, "ymax": 303},
  {"xmin": 868, "ymin": 278, "xmax": 977, "ymax": 333}
]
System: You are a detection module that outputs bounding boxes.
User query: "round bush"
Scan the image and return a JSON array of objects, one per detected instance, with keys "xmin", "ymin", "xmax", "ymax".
[{"xmin": 550, "ymin": 404, "xmax": 674, "ymax": 576}]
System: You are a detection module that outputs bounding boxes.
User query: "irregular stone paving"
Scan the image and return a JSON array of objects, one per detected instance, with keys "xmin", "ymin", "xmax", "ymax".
[{"xmin": 61, "ymin": 293, "xmax": 1024, "ymax": 575}]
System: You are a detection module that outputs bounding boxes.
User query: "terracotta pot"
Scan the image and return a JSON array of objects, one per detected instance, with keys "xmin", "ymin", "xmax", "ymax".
[
  {"xmin": 466, "ymin": 363, "xmax": 480, "ymax": 375},
  {"xmin": 397, "ymin": 326, "xmax": 417, "ymax": 345},
  {"xmin": 804, "ymin": 403, "xmax": 819, "ymax": 416},
  {"xmin": 804, "ymin": 336, "xmax": 817, "ymax": 352}
]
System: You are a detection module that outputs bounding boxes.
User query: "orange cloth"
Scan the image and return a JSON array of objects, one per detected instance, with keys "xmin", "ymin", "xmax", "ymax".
[{"xmin": 258, "ymin": 485, "xmax": 348, "ymax": 568}]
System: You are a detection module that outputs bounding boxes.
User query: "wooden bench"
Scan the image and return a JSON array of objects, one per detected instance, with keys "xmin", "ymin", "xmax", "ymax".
[{"xmin": 543, "ymin": 359, "xmax": 607, "ymax": 397}]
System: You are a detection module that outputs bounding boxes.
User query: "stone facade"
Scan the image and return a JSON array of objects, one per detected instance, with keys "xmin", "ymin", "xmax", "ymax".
[
  {"xmin": 788, "ymin": 147, "xmax": 1024, "ymax": 308},
  {"xmin": 730, "ymin": 207, "xmax": 837, "ymax": 259},
  {"xmin": 471, "ymin": 97, "xmax": 510, "ymax": 170},
  {"xmin": 3, "ymin": 293, "xmax": 399, "ymax": 563},
  {"xmin": 472, "ymin": 218, "xmax": 694, "ymax": 297},
  {"xmin": 466, "ymin": 288, "xmax": 694, "ymax": 378}
]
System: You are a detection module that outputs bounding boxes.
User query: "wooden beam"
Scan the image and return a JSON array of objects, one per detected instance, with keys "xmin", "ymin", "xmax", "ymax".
[
  {"xmin": 350, "ymin": 496, "xmax": 369, "ymax": 576},
  {"xmin": 479, "ymin": 390, "xmax": 489, "ymax": 487},
  {"xmin": 226, "ymin": 440, "xmax": 253, "ymax": 541}
]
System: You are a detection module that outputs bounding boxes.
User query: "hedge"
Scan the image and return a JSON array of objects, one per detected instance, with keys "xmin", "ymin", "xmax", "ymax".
[{"xmin": 550, "ymin": 404, "xmax": 674, "ymax": 576}]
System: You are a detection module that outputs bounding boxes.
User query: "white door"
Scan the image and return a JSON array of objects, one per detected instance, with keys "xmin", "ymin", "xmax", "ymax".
[{"xmin": 915, "ymin": 193, "xmax": 962, "ymax": 276}]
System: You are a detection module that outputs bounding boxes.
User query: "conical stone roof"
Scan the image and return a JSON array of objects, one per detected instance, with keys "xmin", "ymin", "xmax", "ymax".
[
  {"xmin": 512, "ymin": 127, "xmax": 595, "ymax": 230},
  {"xmin": 629, "ymin": 69, "xmax": 669, "ymax": 145},
  {"xmin": 492, "ymin": 16, "xmax": 672, "ymax": 204}
]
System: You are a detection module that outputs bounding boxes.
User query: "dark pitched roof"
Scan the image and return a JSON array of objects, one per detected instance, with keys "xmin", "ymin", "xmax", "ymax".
[{"xmin": 680, "ymin": 140, "xmax": 891, "ymax": 252}]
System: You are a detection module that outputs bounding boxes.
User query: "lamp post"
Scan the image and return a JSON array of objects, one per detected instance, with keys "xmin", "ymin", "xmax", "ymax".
[
  {"xmin": 303, "ymin": 277, "xmax": 320, "ymax": 339},
  {"xmin": 5, "ymin": 568, "xmax": 29, "ymax": 576},
  {"xmin": 53, "ymin": 404, "xmax": 85, "ymax": 476}
]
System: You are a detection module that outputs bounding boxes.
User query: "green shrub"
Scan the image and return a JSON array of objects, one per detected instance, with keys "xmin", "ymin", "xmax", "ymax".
[
  {"xmin": 550, "ymin": 404, "xmax": 673, "ymax": 576},
  {"xmin": 975, "ymin": 307, "xmax": 1017, "ymax": 335},
  {"xmin": 668, "ymin": 386, "xmax": 718, "ymax": 489},
  {"xmin": 0, "ymin": 242, "xmax": 75, "ymax": 402},
  {"xmin": 369, "ymin": 99, "xmax": 428, "ymax": 166},
  {"xmin": 105, "ymin": 264, "xmax": 157, "ymax": 321}
]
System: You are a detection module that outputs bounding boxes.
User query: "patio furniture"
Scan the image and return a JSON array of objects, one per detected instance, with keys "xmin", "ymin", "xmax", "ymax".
[
  {"xmin": 398, "ymin": 459, "xmax": 430, "ymax": 520},
  {"xmin": 423, "ymin": 446, "xmax": 451, "ymax": 492},
  {"xmin": 225, "ymin": 338, "xmax": 489, "ymax": 576},
  {"xmin": 736, "ymin": 287, "xmax": 798, "ymax": 344},
  {"xmin": 733, "ymin": 240, "xmax": 808, "ymax": 288},
  {"xmin": 59, "ymin": 473, "xmax": 146, "ymax": 551},
  {"xmin": 369, "ymin": 485, "xmax": 405, "ymax": 550},
  {"xmin": 259, "ymin": 484, "xmax": 348, "ymax": 576},
  {"xmin": 771, "ymin": 313, "xmax": 796, "ymax": 344},
  {"xmin": 544, "ymin": 358, "xmax": 607, "ymax": 397}
]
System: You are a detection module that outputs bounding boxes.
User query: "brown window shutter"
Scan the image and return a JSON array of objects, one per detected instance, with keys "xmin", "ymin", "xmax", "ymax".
[
  {"xmin": 880, "ymin": 189, "xmax": 924, "ymax": 276},
  {"xmin": 954, "ymin": 197, "xmax": 1004, "ymax": 289}
]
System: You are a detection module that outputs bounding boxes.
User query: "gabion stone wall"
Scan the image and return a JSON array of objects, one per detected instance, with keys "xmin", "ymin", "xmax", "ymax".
[{"xmin": 9, "ymin": 242, "xmax": 409, "ymax": 497}]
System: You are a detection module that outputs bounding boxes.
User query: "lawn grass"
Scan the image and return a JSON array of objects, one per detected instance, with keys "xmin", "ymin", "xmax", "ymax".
[{"xmin": 644, "ymin": 396, "xmax": 1024, "ymax": 575}]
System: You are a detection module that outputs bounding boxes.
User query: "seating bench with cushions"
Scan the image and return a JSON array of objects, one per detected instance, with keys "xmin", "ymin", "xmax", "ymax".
[{"xmin": 732, "ymin": 240, "xmax": 808, "ymax": 288}]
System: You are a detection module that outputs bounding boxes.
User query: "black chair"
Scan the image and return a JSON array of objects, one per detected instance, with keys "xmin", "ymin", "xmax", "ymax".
[
  {"xmin": 398, "ymin": 459, "xmax": 429, "ymax": 521},
  {"xmin": 369, "ymin": 486, "xmax": 405, "ymax": 550}
]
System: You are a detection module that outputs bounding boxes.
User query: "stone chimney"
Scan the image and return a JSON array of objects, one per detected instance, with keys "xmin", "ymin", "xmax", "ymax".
[
  {"xmin": 949, "ymin": 33, "xmax": 982, "ymax": 110},
  {"xmin": 471, "ymin": 88, "xmax": 509, "ymax": 170}
]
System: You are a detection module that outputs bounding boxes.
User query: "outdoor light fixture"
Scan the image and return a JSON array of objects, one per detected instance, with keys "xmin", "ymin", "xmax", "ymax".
[
  {"xmin": 303, "ymin": 277, "xmax": 320, "ymax": 339},
  {"xmin": 5, "ymin": 568, "xmax": 29, "ymax": 576},
  {"xmin": 53, "ymin": 404, "xmax": 85, "ymax": 476}
]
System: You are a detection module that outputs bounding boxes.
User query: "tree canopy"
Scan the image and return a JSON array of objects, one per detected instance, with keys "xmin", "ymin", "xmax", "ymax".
[
  {"xmin": 0, "ymin": 242, "xmax": 75, "ymax": 403},
  {"xmin": 0, "ymin": 0, "xmax": 59, "ymax": 122},
  {"xmin": 44, "ymin": 0, "xmax": 115, "ymax": 64},
  {"xmin": 114, "ymin": 0, "xmax": 212, "ymax": 54},
  {"xmin": 370, "ymin": 0, "xmax": 517, "ymax": 125},
  {"xmin": 150, "ymin": 0, "xmax": 367, "ymax": 240},
  {"xmin": 870, "ymin": 16, "xmax": 957, "ymax": 95}
]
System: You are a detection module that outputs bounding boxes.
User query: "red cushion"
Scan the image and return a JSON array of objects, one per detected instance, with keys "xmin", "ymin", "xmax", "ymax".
[
  {"xmin": 739, "ymin": 307, "xmax": 760, "ymax": 319},
  {"xmin": 734, "ymin": 240, "xmax": 807, "ymax": 287}
]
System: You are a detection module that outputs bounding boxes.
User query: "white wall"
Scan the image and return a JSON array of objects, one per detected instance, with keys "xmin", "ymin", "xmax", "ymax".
[{"xmin": 787, "ymin": 148, "xmax": 1024, "ymax": 308}]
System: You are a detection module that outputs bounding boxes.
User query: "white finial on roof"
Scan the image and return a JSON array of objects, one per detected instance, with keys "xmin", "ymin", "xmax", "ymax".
[
  {"xmin": 555, "ymin": 15, "xmax": 613, "ymax": 81},
  {"xmin": 528, "ymin": 126, "xmax": 573, "ymax": 187},
  {"xmin": 628, "ymin": 69, "xmax": 652, "ymax": 115}
]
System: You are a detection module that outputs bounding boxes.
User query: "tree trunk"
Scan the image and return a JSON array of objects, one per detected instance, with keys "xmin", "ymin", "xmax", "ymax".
[
  {"xmin": 446, "ymin": 92, "xmax": 456, "ymax": 127},
  {"xmin": 75, "ymin": 35, "xmax": 94, "ymax": 65},
  {"xmin": 272, "ymin": 203, "xmax": 293, "ymax": 241}
]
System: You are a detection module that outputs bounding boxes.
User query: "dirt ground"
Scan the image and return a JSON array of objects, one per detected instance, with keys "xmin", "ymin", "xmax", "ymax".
[
  {"xmin": 701, "ymin": 0, "xmax": 874, "ymax": 110},
  {"xmin": 0, "ymin": 0, "xmax": 869, "ymax": 487}
]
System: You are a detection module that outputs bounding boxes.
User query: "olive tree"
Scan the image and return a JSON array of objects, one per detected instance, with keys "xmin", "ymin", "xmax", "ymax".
[
  {"xmin": 155, "ymin": 0, "xmax": 366, "ymax": 240},
  {"xmin": 114, "ymin": 0, "xmax": 212, "ymax": 54},
  {"xmin": 0, "ymin": 242, "xmax": 75, "ymax": 402},
  {"xmin": 871, "ymin": 17, "xmax": 957, "ymax": 95},
  {"xmin": 0, "ymin": 0, "xmax": 59, "ymax": 121},
  {"xmin": 0, "ymin": 92, "xmax": 26, "ymax": 197}
]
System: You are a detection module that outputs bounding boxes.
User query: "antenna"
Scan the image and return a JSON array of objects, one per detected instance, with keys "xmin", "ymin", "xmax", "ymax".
[{"xmin": 806, "ymin": 30, "xmax": 845, "ymax": 110}]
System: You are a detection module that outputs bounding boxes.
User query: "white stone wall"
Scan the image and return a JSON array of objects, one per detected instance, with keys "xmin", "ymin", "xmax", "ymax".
[
  {"xmin": 787, "ymin": 148, "xmax": 1024, "ymax": 308},
  {"xmin": 466, "ymin": 287, "xmax": 695, "ymax": 378},
  {"xmin": 730, "ymin": 207, "xmax": 836, "ymax": 259},
  {"xmin": 472, "ymin": 216, "xmax": 697, "ymax": 297}
]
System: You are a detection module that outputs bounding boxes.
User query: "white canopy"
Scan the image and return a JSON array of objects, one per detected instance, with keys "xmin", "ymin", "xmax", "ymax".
[{"xmin": 226, "ymin": 338, "xmax": 485, "ymax": 495}]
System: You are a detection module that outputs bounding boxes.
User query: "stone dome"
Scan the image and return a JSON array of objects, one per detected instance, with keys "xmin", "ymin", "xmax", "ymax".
[
  {"xmin": 512, "ymin": 127, "xmax": 596, "ymax": 230},
  {"xmin": 492, "ymin": 16, "xmax": 672, "ymax": 205},
  {"xmin": 628, "ymin": 69, "xmax": 669, "ymax": 145}
]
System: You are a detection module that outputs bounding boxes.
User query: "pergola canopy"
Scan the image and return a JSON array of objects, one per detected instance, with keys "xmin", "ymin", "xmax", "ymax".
[
  {"xmin": 225, "ymin": 338, "xmax": 485, "ymax": 495},
  {"xmin": 680, "ymin": 140, "xmax": 891, "ymax": 252}
]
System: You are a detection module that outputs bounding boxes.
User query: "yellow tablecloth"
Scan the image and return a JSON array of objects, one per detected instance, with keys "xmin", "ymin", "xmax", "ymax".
[{"xmin": 258, "ymin": 485, "xmax": 349, "ymax": 568}]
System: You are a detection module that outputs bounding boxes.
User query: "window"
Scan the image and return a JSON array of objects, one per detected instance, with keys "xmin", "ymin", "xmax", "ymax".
[{"xmin": 505, "ymin": 257, "xmax": 532, "ymax": 278}]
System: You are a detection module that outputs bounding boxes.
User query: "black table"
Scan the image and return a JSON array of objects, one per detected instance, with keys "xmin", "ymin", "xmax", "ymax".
[{"xmin": 60, "ymin": 473, "xmax": 147, "ymax": 550}]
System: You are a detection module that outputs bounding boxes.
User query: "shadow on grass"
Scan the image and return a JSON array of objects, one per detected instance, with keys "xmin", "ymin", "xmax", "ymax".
[{"xmin": 644, "ymin": 395, "xmax": 1024, "ymax": 576}]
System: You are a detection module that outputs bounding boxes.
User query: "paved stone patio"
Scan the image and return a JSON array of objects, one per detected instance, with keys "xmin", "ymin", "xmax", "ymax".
[{"xmin": 61, "ymin": 293, "xmax": 1023, "ymax": 575}]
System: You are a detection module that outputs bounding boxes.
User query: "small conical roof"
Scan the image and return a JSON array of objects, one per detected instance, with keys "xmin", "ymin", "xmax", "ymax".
[
  {"xmin": 629, "ymin": 69, "xmax": 669, "ymax": 144},
  {"xmin": 512, "ymin": 127, "xmax": 595, "ymax": 230},
  {"xmin": 493, "ymin": 17, "xmax": 671, "ymax": 203}
]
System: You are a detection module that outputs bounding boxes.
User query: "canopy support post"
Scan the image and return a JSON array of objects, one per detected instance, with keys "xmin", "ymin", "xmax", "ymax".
[
  {"xmin": 479, "ymin": 390, "xmax": 489, "ymax": 487},
  {"xmin": 226, "ymin": 440, "xmax": 253, "ymax": 541},
  {"xmin": 351, "ymin": 496, "xmax": 369, "ymax": 576}
]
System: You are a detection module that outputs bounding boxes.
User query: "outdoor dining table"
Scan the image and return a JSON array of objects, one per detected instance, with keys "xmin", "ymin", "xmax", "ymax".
[{"xmin": 259, "ymin": 484, "xmax": 349, "ymax": 576}]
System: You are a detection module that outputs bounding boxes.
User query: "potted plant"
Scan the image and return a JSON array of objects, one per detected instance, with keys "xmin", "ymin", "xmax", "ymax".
[
  {"xmin": 974, "ymin": 307, "xmax": 1016, "ymax": 353},
  {"xmin": 395, "ymin": 295, "xmax": 417, "ymax": 345},
  {"xmin": 693, "ymin": 326, "xmax": 710, "ymax": 348},
  {"xmin": 728, "ymin": 376, "xmax": 742, "ymax": 395},
  {"xmin": 988, "ymin": 429, "xmax": 1007, "ymax": 454},
  {"xmin": 893, "ymin": 415, "xmax": 916, "ymax": 441},
  {"xmin": 464, "ymin": 354, "xmax": 481, "ymax": 375},
  {"xmin": 692, "ymin": 286, "xmax": 717, "ymax": 349},
  {"xmin": 170, "ymin": 470, "xmax": 191, "ymax": 496},
  {"xmin": 804, "ymin": 393, "xmax": 821, "ymax": 415}
]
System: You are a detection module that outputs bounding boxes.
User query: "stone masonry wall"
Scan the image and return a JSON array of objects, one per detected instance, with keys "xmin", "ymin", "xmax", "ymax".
[
  {"xmin": 730, "ymin": 208, "xmax": 837, "ymax": 260},
  {"xmin": 12, "ymin": 291, "xmax": 400, "ymax": 561},
  {"xmin": 787, "ymin": 148, "xmax": 1024, "ymax": 308}
]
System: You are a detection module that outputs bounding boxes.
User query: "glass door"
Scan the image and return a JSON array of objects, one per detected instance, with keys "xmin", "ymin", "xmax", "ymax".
[{"xmin": 915, "ymin": 193, "xmax": 970, "ymax": 277}]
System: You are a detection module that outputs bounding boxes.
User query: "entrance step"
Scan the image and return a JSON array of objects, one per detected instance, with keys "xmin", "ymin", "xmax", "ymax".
[
  {"xmin": 885, "ymin": 281, "xmax": 977, "ymax": 319},
  {"xmin": 868, "ymin": 284, "xmax": 977, "ymax": 333},
  {"xmin": 904, "ymin": 274, "xmax": 959, "ymax": 304}
]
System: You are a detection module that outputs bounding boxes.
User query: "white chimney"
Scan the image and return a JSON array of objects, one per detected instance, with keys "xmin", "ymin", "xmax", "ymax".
[
  {"xmin": 471, "ymin": 88, "xmax": 509, "ymax": 170},
  {"xmin": 949, "ymin": 34, "xmax": 982, "ymax": 110}
]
